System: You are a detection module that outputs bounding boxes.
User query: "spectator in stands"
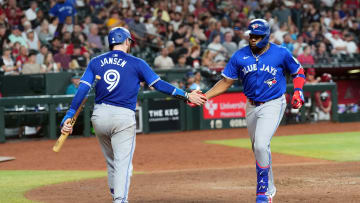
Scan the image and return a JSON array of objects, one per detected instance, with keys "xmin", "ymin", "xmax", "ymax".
[
  {"xmin": 87, "ymin": 23, "xmax": 103, "ymax": 53},
  {"xmin": 293, "ymin": 35, "xmax": 307, "ymax": 56},
  {"xmin": 325, "ymin": 30, "xmax": 347, "ymax": 54},
  {"xmin": 0, "ymin": 47, "xmax": 18, "ymax": 75},
  {"xmin": 297, "ymin": 45, "xmax": 315, "ymax": 65},
  {"xmin": 193, "ymin": 70, "xmax": 206, "ymax": 90},
  {"xmin": 81, "ymin": 16, "xmax": 92, "ymax": 36},
  {"xmin": 273, "ymin": 23, "xmax": 288, "ymax": 44},
  {"xmin": 36, "ymin": 20, "xmax": 53, "ymax": 45},
  {"xmin": 315, "ymin": 73, "xmax": 333, "ymax": 120},
  {"xmin": 11, "ymin": 41, "xmax": 21, "ymax": 58},
  {"xmin": 49, "ymin": 0, "xmax": 77, "ymax": 24},
  {"xmin": 91, "ymin": 7, "xmax": 107, "ymax": 25},
  {"xmin": 185, "ymin": 71, "xmax": 197, "ymax": 90},
  {"xmin": 62, "ymin": 16, "xmax": 74, "ymax": 33},
  {"xmin": 69, "ymin": 44, "xmax": 88, "ymax": 70},
  {"xmin": 106, "ymin": 11, "xmax": 123, "ymax": 29},
  {"xmin": 0, "ymin": 24, "xmax": 10, "ymax": 55},
  {"xmin": 154, "ymin": 47, "xmax": 174, "ymax": 70},
  {"xmin": 31, "ymin": 8, "xmax": 45, "ymax": 29},
  {"xmin": 25, "ymin": 29, "xmax": 40, "ymax": 51},
  {"xmin": 222, "ymin": 31, "xmax": 237, "ymax": 57},
  {"xmin": 21, "ymin": 20, "xmax": 33, "ymax": 38},
  {"xmin": 305, "ymin": 67, "xmax": 320, "ymax": 84},
  {"xmin": 129, "ymin": 12, "xmax": 147, "ymax": 43},
  {"xmin": 4, "ymin": 0, "xmax": 23, "ymax": 26},
  {"xmin": 192, "ymin": 22, "xmax": 207, "ymax": 43},
  {"xmin": 314, "ymin": 42, "xmax": 332, "ymax": 64},
  {"xmin": 281, "ymin": 33, "xmax": 294, "ymax": 53},
  {"xmin": 202, "ymin": 49, "xmax": 226, "ymax": 70},
  {"xmin": 207, "ymin": 33, "xmax": 227, "ymax": 63},
  {"xmin": 65, "ymin": 74, "xmax": 81, "ymax": 95},
  {"xmin": 170, "ymin": 12, "xmax": 182, "ymax": 31},
  {"xmin": 15, "ymin": 45, "xmax": 28, "ymax": 69},
  {"xmin": 8, "ymin": 25, "xmax": 26, "ymax": 47},
  {"xmin": 22, "ymin": 52, "xmax": 44, "ymax": 74},
  {"xmin": 344, "ymin": 33, "xmax": 358, "ymax": 54},
  {"xmin": 272, "ymin": 2, "xmax": 292, "ymax": 26},
  {"xmin": 175, "ymin": 54, "xmax": 188, "ymax": 69},
  {"xmin": 43, "ymin": 52, "xmax": 60, "ymax": 73},
  {"xmin": 71, "ymin": 23, "xmax": 84, "ymax": 42},
  {"xmin": 36, "ymin": 44, "xmax": 49, "ymax": 65},
  {"xmin": 186, "ymin": 45, "xmax": 202, "ymax": 68},
  {"xmin": 165, "ymin": 40, "xmax": 177, "ymax": 63},
  {"xmin": 25, "ymin": 1, "xmax": 38, "ymax": 23},
  {"xmin": 49, "ymin": 37, "xmax": 62, "ymax": 54},
  {"xmin": 54, "ymin": 46, "xmax": 71, "ymax": 71},
  {"xmin": 208, "ymin": 21, "xmax": 225, "ymax": 44},
  {"xmin": 171, "ymin": 24, "xmax": 189, "ymax": 48},
  {"xmin": 48, "ymin": 16, "xmax": 59, "ymax": 37}
]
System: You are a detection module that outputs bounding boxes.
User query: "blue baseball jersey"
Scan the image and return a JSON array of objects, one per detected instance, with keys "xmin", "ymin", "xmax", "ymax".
[
  {"xmin": 49, "ymin": 2, "xmax": 77, "ymax": 23},
  {"xmin": 80, "ymin": 50, "xmax": 160, "ymax": 111},
  {"xmin": 222, "ymin": 43, "xmax": 301, "ymax": 102}
]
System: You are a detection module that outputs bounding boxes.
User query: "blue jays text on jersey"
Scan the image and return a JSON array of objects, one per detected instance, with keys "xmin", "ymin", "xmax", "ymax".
[
  {"xmin": 222, "ymin": 43, "xmax": 301, "ymax": 102},
  {"xmin": 242, "ymin": 63, "xmax": 277, "ymax": 76}
]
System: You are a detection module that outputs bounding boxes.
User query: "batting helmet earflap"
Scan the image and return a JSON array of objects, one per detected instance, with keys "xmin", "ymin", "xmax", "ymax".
[
  {"xmin": 108, "ymin": 27, "xmax": 133, "ymax": 46},
  {"xmin": 248, "ymin": 19, "xmax": 270, "ymax": 49}
]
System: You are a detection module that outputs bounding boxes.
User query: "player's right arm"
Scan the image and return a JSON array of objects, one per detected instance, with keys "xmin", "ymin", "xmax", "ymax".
[
  {"xmin": 136, "ymin": 59, "xmax": 207, "ymax": 105},
  {"xmin": 60, "ymin": 61, "xmax": 95, "ymax": 134},
  {"xmin": 204, "ymin": 77, "xmax": 234, "ymax": 100},
  {"xmin": 205, "ymin": 52, "xmax": 239, "ymax": 99}
]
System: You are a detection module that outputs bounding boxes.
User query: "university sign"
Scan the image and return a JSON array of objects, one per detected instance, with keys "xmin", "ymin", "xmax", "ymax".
[{"xmin": 203, "ymin": 92, "xmax": 247, "ymax": 119}]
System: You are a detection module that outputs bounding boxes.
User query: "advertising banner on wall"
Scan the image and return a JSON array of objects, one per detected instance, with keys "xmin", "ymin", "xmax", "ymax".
[
  {"xmin": 148, "ymin": 98, "xmax": 181, "ymax": 132},
  {"xmin": 203, "ymin": 92, "xmax": 247, "ymax": 119}
]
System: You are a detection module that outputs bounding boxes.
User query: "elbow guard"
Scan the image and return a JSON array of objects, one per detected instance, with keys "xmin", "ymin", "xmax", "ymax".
[{"xmin": 292, "ymin": 68, "xmax": 305, "ymax": 91}]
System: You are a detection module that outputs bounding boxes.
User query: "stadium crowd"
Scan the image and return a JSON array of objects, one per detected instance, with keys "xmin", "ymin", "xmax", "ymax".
[{"xmin": 0, "ymin": 0, "xmax": 359, "ymax": 88}]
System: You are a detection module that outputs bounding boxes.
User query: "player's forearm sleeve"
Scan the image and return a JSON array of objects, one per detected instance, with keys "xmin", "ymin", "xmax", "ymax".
[
  {"xmin": 69, "ymin": 83, "xmax": 91, "ymax": 112},
  {"xmin": 292, "ymin": 68, "xmax": 305, "ymax": 91},
  {"xmin": 152, "ymin": 79, "xmax": 188, "ymax": 101}
]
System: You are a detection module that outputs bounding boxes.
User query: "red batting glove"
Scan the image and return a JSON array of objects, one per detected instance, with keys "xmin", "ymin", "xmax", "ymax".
[{"xmin": 291, "ymin": 90, "xmax": 304, "ymax": 109}]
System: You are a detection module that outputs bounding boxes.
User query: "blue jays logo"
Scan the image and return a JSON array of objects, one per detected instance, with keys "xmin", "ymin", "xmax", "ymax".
[
  {"xmin": 251, "ymin": 24, "xmax": 260, "ymax": 29},
  {"xmin": 264, "ymin": 78, "xmax": 277, "ymax": 88}
]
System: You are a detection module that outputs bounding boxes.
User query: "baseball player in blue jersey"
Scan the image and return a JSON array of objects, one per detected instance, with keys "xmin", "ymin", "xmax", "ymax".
[
  {"xmin": 60, "ymin": 27, "xmax": 207, "ymax": 203},
  {"xmin": 203, "ymin": 19, "xmax": 305, "ymax": 203}
]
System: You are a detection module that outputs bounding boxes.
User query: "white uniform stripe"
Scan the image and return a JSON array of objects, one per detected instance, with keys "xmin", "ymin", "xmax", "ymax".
[
  {"xmin": 80, "ymin": 80, "xmax": 92, "ymax": 87},
  {"xmin": 148, "ymin": 77, "xmax": 160, "ymax": 87},
  {"xmin": 221, "ymin": 73, "xmax": 238, "ymax": 80}
]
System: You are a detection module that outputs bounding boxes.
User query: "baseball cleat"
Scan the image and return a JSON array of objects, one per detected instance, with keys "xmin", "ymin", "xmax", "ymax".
[{"xmin": 256, "ymin": 191, "xmax": 275, "ymax": 203}]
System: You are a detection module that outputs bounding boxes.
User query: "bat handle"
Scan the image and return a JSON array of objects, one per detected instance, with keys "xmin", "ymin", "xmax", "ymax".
[{"xmin": 52, "ymin": 133, "xmax": 70, "ymax": 152}]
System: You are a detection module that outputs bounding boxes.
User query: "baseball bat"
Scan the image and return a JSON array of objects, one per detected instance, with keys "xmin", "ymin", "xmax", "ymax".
[{"xmin": 53, "ymin": 75, "xmax": 101, "ymax": 152}]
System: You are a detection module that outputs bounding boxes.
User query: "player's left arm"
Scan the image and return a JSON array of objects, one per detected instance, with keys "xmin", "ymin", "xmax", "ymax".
[{"xmin": 283, "ymin": 50, "xmax": 305, "ymax": 109}]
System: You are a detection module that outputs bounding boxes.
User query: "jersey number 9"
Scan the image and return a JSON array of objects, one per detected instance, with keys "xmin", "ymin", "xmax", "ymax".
[{"xmin": 104, "ymin": 69, "xmax": 120, "ymax": 92}]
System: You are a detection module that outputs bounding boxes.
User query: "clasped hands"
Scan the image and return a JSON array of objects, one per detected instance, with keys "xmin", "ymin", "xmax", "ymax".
[{"xmin": 187, "ymin": 90, "xmax": 207, "ymax": 107}]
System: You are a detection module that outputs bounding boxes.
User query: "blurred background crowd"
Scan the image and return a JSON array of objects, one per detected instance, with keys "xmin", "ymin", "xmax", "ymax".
[{"xmin": 0, "ymin": 0, "xmax": 359, "ymax": 91}]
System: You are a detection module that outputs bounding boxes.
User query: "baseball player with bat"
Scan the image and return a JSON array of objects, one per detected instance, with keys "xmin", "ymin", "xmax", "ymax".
[
  {"xmin": 60, "ymin": 27, "xmax": 207, "ymax": 203},
  {"xmin": 198, "ymin": 19, "xmax": 305, "ymax": 202}
]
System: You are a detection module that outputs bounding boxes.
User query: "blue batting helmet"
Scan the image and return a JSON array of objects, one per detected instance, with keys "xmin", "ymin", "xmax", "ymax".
[
  {"xmin": 108, "ymin": 27, "xmax": 133, "ymax": 46},
  {"xmin": 248, "ymin": 19, "xmax": 270, "ymax": 49}
]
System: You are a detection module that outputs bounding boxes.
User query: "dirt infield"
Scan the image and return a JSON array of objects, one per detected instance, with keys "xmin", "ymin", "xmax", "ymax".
[{"xmin": 1, "ymin": 122, "xmax": 360, "ymax": 202}]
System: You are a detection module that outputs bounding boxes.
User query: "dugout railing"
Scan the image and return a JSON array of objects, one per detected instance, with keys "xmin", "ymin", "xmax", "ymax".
[{"xmin": 0, "ymin": 83, "xmax": 337, "ymax": 143}]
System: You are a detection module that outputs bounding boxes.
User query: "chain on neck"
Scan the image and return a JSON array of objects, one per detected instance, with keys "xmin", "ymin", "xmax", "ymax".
[{"xmin": 251, "ymin": 43, "xmax": 270, "ymax": 62}]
